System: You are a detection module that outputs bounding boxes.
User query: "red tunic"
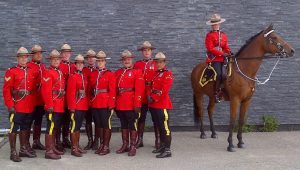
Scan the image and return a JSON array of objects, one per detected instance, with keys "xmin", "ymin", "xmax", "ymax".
[
  {"xmin": 82, "ymin": 66, "xmax": 96, "ymax": 81},
  {"xmin": 114, "ymin": 68, "xmax": 144, "ymax": 111},
  {"xmin": 149, "ymin": 68, "xmax": 173, "ymax": 109},
  {"xmin": 67, "ymin": 70, "xmax": 89, "ymax": 111},
  {"xmin": 134, "ymin": 59, "xmax": 157, "ymax": 105},
  {"xmin": 205, "ymin": 30, "xmax": 231, "ymax": 63},
  {"xmin": 27, "ymin": 61, "xmax": 46, "ymax": 106},
  {"xmin": 41, "ymin": 66, "xmax": 66, "ymax": 113},
  {"xmin": 89, "ymin": 68, "xmax": 116, "ymax": 109},
  {"xmin": 3, "ymin": 65, "xmax": 37, "ymax": 113},
  {"xmin": 59, "ymin": 60, "xmax": 76, "ymax": 106}
]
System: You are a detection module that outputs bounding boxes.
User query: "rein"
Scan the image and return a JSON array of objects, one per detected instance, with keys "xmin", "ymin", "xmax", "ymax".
[{"xmin": 232, "ymin": 29, "xmax": 288, "ymax": 85}]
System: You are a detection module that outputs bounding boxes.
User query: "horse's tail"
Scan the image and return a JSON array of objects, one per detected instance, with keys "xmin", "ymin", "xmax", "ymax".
[{"xmin": 193, "ymin": 94, "xmax": 199, "ymax": 125}]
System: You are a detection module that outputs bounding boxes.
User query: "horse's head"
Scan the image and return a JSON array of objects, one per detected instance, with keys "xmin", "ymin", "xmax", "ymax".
[{"xmin": 262, "ymin": 24, "xmax": 295, "ymax": 57}]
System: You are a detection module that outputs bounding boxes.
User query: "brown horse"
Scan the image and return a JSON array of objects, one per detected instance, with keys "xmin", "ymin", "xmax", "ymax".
[{"xmin": 191, "ymin": 24, "xmax": 294, "ymax": 152}]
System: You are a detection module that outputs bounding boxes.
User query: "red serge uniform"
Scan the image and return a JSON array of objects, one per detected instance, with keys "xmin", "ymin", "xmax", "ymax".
[
  {"xmin": 114, "ymin": 68, "xmax": 144, "ymax": 110},
  {"xmin": 3, "ymin": 65, "xmax": 37, "ymax": 113},
  {"xmin": 59, "ymin": 61, "xmax": 76, "ymax": 80},
  {"xmin": 67, "ymin": 70, "xmax": 89, "ymax": 111},
  {"xmin": 42, "ymin": 66, "xmax": 66, "ymax": 113},
  {"xmin": 149, "ymin": 67, "xmax": 173, "ymax": 109},
  {"xmin": 89, "ymin": 68, "xmax": 116, "ymax": 109},
  {"xmin": 27, "ymin": 61, "xmax": 46, "ymax": 107},
  {"xmin": 205, "ymin": 30, "xmax": 231, "ymax": 63},
  {"xmin": 82, "ymin": 66, "xmax": 96, "ymax": 81},
  {"xmin": 133, "ymin": 59, "xmax": 157, "ymax": 104}
]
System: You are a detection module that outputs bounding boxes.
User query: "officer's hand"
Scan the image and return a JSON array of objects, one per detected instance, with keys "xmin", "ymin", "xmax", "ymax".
[
  {"xmin": 47, "ymin": 107, "xmax": 54, "ymax": 113},
  {"xmin": 147, "ymin": 95, "xmax": 154, "ymax": 103},
  {"xmin": 8, "ymin": 107, "xmax": 15, "ymax": 114},
  {"xmin": 134, "ymin": 107, "xmax": 141, "ymax": 114},
  {"xmin": 222, "ymin": 53, "xmax": 230, "ymax": 58}
]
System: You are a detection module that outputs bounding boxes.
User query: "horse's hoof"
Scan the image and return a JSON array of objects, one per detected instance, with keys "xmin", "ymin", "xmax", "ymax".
[
  {"xmin": 227, "ymin": 146, "xmax": 236, "ymax": 152},
  {"xmin": 200, "ymin": 133, "xmax": 207, "ymax": 139},
  {"xmin": 211, "ymin": 133, "xmax": 218, "ymax": 139},
  {"xmin": 237, "ymin": 143, "xmax": 245, "ymax": 149}
]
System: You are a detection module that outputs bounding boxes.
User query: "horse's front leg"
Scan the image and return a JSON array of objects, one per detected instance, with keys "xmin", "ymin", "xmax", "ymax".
[
  {"xmin": 237, "ymin": 99, "xmax": 251, "ymax": 148},
  {"xmin": 208, "ymin": 97, "xmax": 217, "ymax": 138},
  {"xmin": 194, "ymin": 94, "xmax": 206, "ymax": 139},
  {"xmin": 227, "ymin": 98, "xmax": 240, "ymax": 152}
]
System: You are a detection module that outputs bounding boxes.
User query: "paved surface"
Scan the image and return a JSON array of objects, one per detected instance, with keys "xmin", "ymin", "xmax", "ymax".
[{"xmin": 1, "ymin": 131, "xmax": 300, "ymax": 170}]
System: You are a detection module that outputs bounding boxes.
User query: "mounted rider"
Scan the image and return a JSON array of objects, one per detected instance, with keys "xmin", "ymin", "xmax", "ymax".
[{"xmin": 205, "ymin": 14, "xmax": 232, "ymax": 103}]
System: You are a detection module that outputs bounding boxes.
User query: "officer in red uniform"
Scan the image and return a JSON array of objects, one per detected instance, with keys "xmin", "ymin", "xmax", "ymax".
[
  {"xmin": 57, "ymin": 43, "xmax": 76, "ymax": 150},
  {"xmin": 114, "ymin": 50, "xmax": 144, "ymax": 156},
  {"xmin": 148, "ymin": 52, "xmax": 173, "ymax": 158},
  {"xmin": 205, "ymin": 14, "xmax": 231, "ymax": 103},
  {"xmin": 42, "ymin": 49, "xmax": 66, "ymax": 159},
  {"xmin": 3, "ymin": 47, "xmax": 37, "ymax": 162},
  {"xmin": 133, "ymin": 41, "xmax": 160, "ymax": 149},
  {"xmin": 27, "ymin": 45, "xmax": 46, "ymax": 150},
  {"xmin": 67, "ymin": 54, "xmax": 89, "ymax": 157},
  {"xmin": 89, "ymin": 51, "xmax": 116, "ymax": 155},
  {"xmin": 82, "ymin": 49, "xmax": 98, "ymax": 150}
]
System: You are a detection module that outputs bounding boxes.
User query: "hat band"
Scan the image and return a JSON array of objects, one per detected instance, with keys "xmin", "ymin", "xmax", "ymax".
[{"xmin": 210, "ymin": 19, "xmax": 221, "ymax": 23}]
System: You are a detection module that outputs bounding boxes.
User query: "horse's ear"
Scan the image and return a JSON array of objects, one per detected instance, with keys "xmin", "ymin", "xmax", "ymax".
[{"xmin": 264, "ymin": 23, "xmax": 274, "ymax": 32}]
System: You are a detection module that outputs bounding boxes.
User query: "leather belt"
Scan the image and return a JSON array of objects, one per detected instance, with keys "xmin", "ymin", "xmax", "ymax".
[
  {"xmin": 145, "ymin": 82, "xmax": 152, "ymax": 86},
  {"xmin": 92, "ymin": 89, "xmax": 109, "ymax": 96},
  {"xmin": 52, "ymin": 90, "xmax": 65, "ymax": 98},
  {"xmin": 76, "ymin": 90, "xmax": 86, "ymax": 99},
  {"xmin": 151, "ymin": 89, "xmax": 162, "ymax": 95},
  {"xmin": 117, "ymin": 88, "xmax": 134, "ymax": 95}
]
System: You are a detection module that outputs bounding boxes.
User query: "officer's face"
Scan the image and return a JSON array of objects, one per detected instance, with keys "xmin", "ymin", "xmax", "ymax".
[
  {"xmin": 32, "ymin": 52, "xmax": 43, "ymax": 62},
  {"xmin": 212, "ymin": 24, "xmax": 220, "ymax": 31},
  {"xmin": 155, "ymin": 59, "xmax": 166, "ymax": 70},
  {"xmin": 97, "ymin": 58, "xmax": 106, "ymax": 69},
  {"xmin": 75, "ymin": 61, "xmax": 84, "ymax": 71},
  {"xmin": 50, "ymin": 58, "xmax": 61, "ymax": 68},
  {"xmin": 142, "ymin": 48, "xmax": 152, "ymax": 60},
  {"xmin": 17, "ymin": 55, "xmax": 29, "ymax": 66},
  {"xmin": 87, "ymin": 56, "xmax": 96, "ymax": 66},
  {"xmin": 122, "ymin": 57, "xmax": 133, "ymax": 68},
  {"xmin": 61, "ymin": 51, "xmax": 71, "ymax": 61}
]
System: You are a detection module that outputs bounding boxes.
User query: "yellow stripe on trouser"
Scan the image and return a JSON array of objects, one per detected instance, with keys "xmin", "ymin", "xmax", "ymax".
[
  {"xmin": 108, "ymin": 110, "xmax": 114, "ymax": 130},
  {"xmin": 134, "ymin": 112, "xmax": 141, "ymax": 131},
  {"xmin": 49, "ymin": 113, "xmax": 55, "ymax": 135},
  {"xmin": 163, "ymin": 109, "xmax": 170, "ymax": 136},
  {"xmin": 71, "ymin": 112, "xmax": 75, "ymax": 133},
  {"xmin": 9, "ymin": 113, "xmax": 15, "ymax": 133}
]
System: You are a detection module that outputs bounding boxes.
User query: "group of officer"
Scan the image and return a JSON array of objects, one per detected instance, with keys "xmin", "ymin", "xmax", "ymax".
[{"xmin": 3, "ymin": 41, "xmax": 174, "ymax": 162}]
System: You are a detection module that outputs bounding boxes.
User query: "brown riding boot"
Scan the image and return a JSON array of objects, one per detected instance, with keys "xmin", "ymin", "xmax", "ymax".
[
  {"xmin": 62, "ymin": 124, "xmax": 71, "ymax": 149},
  {"xmin": 94, "ymin": 128, "xmax": 103, "ymax": 154},
  {"xmin": 214, "ymin": 79, "xmax": 222, "ymax": 103},
  {"xmin": 52, "ymin": 130, "xmax": 64, "ymax": 155},
  {"xmin": 19, "ymin": 131, "xmax": 36, "ymax": 158},
  {"xmin": 116, "ymin": 129, "xmax": 129, "ymax": 154},
  {"xmin": 135, "ymin": 122, "xmax": 145, "ymax": 149},
  {"xmin": 154, "ymin": 126, "xmax": 161, "ymax": 149},
  {"xmin": 76, "ymin": 131, "xmax": 87, "ymax": 154},
  {"xmin": 84, "ymin": 123, "xmax": 93, "ymax": 150},
  {"xmin": 128, "ymin": 131, "xmax": 137, "ymax": 156},
  {"xmin": 45, "ymin": 134, "xmax": 61, "ymax": 160},
  {"xmin": 32, "ymin": 125, "xmax": 46, "ymax": 150},
  {"xmin": 71, "ymin": 132, "xmax": 82, "ymax": 157},
  {"xmin": 25, "ymin": 130, "xmax": 37, "ymax": 156},
  {"xmin": 9, "ymin": 133, "xmax": 22, "ymax": 162},
  {"xmin": 99, "ymin": 129, "xmax": 111, "ymax": 155},
  {"xmin": 55, "ymin": 128, "xmax": 65, "ymax": 152}
]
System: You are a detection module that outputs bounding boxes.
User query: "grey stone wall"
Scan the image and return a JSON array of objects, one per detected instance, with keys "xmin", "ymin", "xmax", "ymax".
[{"xmin": 0, "ymin": 0, "xmax": 299, "ymax": 129}]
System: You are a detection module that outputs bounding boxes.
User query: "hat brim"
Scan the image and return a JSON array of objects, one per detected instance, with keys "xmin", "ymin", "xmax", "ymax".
[
  {"xmin": 17, "ymin": 54, "xmax": 31, "ymax": 57},
  {"xmin": 206, "ymin": 18, "xmax": 226, "ymax": 25},
  {"xmin": 60, "ymin": 49, "xmax": 73, "ymax": 52},
  {"xmin": 84, "ymin": 55, "xmax": 96, "ymax": 58},
  {"xmin": 46, "ymin": 56, "xmax": 62, "ymax": 59},
  {"xmin": 119, "ymin": 56, "xmax": 134, "ymax": 61},
  {"xmin": 96, "ymin": 57, "xmax": 111, "ymax": 60},
  {"xmin": 31, "ymin": 50, "xmax": 46, "ymax": 54},
  {"xmin": 137, "ymin": 46, "xmax": 156, "ymax": 51},
  {"xmin": 153, "ymin": 58, "xmax": 166, "ymax": 61}
]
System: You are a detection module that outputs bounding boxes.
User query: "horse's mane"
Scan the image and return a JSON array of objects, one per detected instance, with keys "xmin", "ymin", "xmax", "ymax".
[{"xmin": 235, "ymin": 30, "xmax": 263, "ymax": 57}]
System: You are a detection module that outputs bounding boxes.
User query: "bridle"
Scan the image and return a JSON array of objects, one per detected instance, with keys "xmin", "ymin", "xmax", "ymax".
[{"xmin": 234, "ymin": 29, "xmax": 288, "ymax": 85}]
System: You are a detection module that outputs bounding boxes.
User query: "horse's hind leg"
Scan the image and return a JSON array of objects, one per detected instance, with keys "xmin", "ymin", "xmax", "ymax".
[
  {"xmin": 195, "ymin": 94, "xmax": 206, "ymax": 139},
  {"xmin": 207, "ymin": 97, "xmax": 217, "ymax": 138},
  {"xmin": 237, "ymin": 99, "xmax": 251, "ymax": 149},
  {"xmin": 227, "ymin": 98, "xmax": 239, "ymax": 152}
]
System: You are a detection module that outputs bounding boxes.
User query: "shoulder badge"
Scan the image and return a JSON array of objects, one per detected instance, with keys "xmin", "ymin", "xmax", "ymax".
[{"xmin": 5, "ymin": 76, "xmax": 11, "ymax": 82}]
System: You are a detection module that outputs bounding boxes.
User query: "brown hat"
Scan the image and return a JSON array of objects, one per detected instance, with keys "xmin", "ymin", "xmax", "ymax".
[
  {"xmin": 154, "ymin": 52, "xmax": 166, "ymax": 60},
  {"xmin": 120, "ymin": 50, "xmax": 134, "ymax": 60},
  {"xmin": 206, "ymin": 14, "xmax": 226, "ymax": 25},
  {"xmin": 46, "ymin": 49, "xmax": 62, "ymax": 59},
  {"xmin": 96, "ymin": 50, "xmax": 111, "ymax": 60},
  {"xmin": 85, "ymin": 49, "xmax": 96, "ymax": 58},
  {"xmin": 60, "ymin": 43, "xmax": 72, "ymax": 52},
  {"xmin": 31, "ymin": 45, "xmax": 46, "ymax": 54},
  {"xmin": 17, "ymin": 47, "xmax": 30, "ymax": 57},
  {"xmin": 138, "ymin": 41, "xmax": 156, "ymax": 51},
  {"xmin": 74, "ymin": 54, "xmax": 85, "ymax": 62}
]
